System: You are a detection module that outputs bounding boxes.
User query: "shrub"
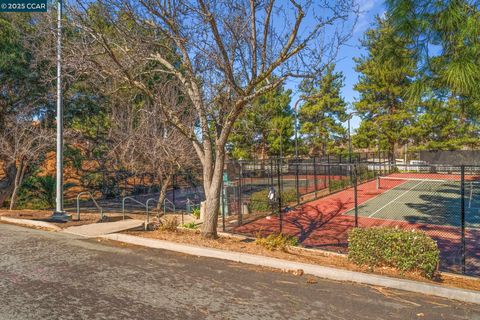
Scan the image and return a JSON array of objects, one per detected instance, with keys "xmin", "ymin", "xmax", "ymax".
[
  {"xmin": 249, "ymin": 188, "xmax": 297, "ymax": 212},
  {"xmin": 255, "ymin": 233, "xmax": 299, "ymax": 251},
  {"xmin": 191, "ymin": 207, "xmax": 201, "ymax": 219},
  {"xmin": 182, "ymin": 222, "xmax": 198, "ymax": 229},
  {"xmin": 329, "ymin": 178, "xmax": 350, "ymax": 192},
  {"xmin": 16, "ymin": 174, "xmax": 75, "ymax": 209},
  {"xmin": 348, "ymin": 227, "xmax": 440, "ymax": 279},
  {"xmin": 159, "ymin": 216, "xmax": 179, "ymax": 232}
]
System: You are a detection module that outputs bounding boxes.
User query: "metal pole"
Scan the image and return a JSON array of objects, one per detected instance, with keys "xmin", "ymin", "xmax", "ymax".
[
  {"xmin": 461, "ymin": 165, "xmax": 466, "ymax": 274},
  {"xmin": 238, "ymin": 162, "xmax": 243, "ymax": 226},
  {"xmin": 313, "ymin": 157, "xmax": 318, "ymax": 197},
  {"xmin": 294, "ymin": 103, "xmax": 299, "ymax": 160},
  {"xmin": 51, "ymin": 0, "xmax": 70, "ymax": 221},
  {"xmin": 295, "ymin": 162, "xmax": 299, "ymax": 204},
  {"xmin": 348, "ymin": 117, "xmax": 352, "ymax": 163},
  {"xmin": 221, "ymin": 181, "xmax": 226, "ymax": 232},
  {"xmin": 276, "ymin": 160, "xmax": 282, "ymax": 233},
  {"xmin": 353, "ymin": 164, "xmax": 358, "ymax": 227}
]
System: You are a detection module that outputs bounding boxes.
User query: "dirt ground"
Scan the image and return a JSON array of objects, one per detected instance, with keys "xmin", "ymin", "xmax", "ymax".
[{"xmin": 125, "ymin": 228, "xmax": 480, "ymax": 292}]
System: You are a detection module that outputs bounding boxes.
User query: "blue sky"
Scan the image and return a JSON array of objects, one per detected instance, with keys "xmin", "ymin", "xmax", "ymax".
[
  {"xmin": 338, "ymin": 0, "xmax": 386, "ymax": 129},
  {"xmin": 287, "ymin": 0, "xmax": 386, "ymax": 130}
]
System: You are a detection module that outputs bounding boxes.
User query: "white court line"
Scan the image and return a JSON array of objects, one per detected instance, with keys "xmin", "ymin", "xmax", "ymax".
[
  {"xmin": 342, "ymin": 178, "xmax": 412, "ymax": 216},
  {"xmin": 368, "ymin": 180, "xmax": 426, "ymax": 218}
]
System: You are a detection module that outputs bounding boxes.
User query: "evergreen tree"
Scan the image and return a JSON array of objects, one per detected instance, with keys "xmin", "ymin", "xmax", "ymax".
[
  {"xmin": 353, "ymin": 16, "xmax": 416, "ymax": 157},
  {"xmin": 386, "ymin": 0, "xmax": 480, "ymax": 149},
  {"xmin": 229, "ymin": 85, "xmax": 293, "ymax": 159},
  {"xmin": 298, "ymin": 65, "xmax": 347, "ymax": 156}
]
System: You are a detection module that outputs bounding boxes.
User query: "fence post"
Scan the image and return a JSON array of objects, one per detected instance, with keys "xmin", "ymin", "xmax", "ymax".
[
  {"xmin": 172, "ymin": 174, "xmax": 176, "ymax": 207},
  {"xmin": 277, "ymin": 159, "xmax": 283, "ymax": 233},
  {"xmin": 221, "ymin": 181, "xmax": 226, "ymax": 232},
  {"xmin": 295, "ymin": 161, "xmax": 300, "ymax": 205},
  {"xmin": 238, "ymin": 162, "xmax": 243, "ymax": 226},
  {"xmin": 353, "ymin": 163, "xmax": 358, "ymax": 228},
  {"xmin": 313, "ymin": 157, "xmax": 318, "ymax": 197},
  {"xmin": 327, "ymin": 155, "xmax": 331, "ymax": 192},
  {"xmin": 270, "ymin": 158, "xmax": 274, "ymax": 188},
  {"xmin": 461, "ymin": 165, "xmax": 466, "ymax": 274}
]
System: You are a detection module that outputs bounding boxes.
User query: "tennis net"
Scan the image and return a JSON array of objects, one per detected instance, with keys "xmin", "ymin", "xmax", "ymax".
[{"xmin": 376, "ymin": 176, "xmax": 480, "ymax": 199}]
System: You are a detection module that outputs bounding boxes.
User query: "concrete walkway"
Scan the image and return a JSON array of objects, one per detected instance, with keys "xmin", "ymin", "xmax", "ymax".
[
  {"xmin": 0, "ymin": 216, "xmax": 61, "ymax": 231},
  {"xmin": 62, "ymin": 219, "xmax": 144, "ymax": 237}
]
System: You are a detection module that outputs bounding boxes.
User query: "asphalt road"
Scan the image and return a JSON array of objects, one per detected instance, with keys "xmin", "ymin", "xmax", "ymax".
[{"xmin": 0, "ymin": 223, "xmax": 479, "ymax": 320}]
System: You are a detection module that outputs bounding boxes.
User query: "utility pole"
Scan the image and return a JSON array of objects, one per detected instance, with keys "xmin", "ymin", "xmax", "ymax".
[{"xmin": 50, "ymin": 0, "xmax": 70, "ymax": 221}]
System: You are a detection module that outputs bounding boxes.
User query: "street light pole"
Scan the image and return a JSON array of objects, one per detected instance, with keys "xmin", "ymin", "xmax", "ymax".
[
  {"xmin": 51, "ymin": 0, "xmax": 70, "ymax": 221},
  {"xmin": 346, "ymin": 110, "xmax": 360, "ymax": 163},
  {"xmin": 348, "ymin": 116, "xmax": 352, "ymax": 163},
  {"xmin": 293, "ymin": 99, "xmax": 301, "ymax": 160}
]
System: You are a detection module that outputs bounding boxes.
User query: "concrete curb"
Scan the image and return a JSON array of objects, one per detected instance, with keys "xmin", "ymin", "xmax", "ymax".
[
  {"xmin": 0, "ymin": 216, "xmax": 61, "ymax": 231},
  {"xmin": 101, "ymin": 233, "xmax": 480, "ymax": 305}
]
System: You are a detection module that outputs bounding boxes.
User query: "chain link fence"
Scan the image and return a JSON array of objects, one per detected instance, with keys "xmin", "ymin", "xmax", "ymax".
[{"xmin": 229, "ymin": 157, "xmax": 480, "ymax": 276}]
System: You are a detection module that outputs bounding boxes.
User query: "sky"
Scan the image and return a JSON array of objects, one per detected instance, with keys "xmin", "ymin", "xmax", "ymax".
[
  {"xmin": 338, "ymin": 0, "xmax": 386, "ymax": 129},
  {"xmin": 286, "ymin": 0, "xmax": 386, "ymax": 131}
]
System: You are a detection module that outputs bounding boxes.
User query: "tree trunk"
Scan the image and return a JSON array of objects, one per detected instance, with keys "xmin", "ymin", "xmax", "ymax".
[
  {"xmin": 201, "ymin": 150, "xmax": 225, "ymax": 238},
  {"xmin": 0, "ymin": 162, "xmax": 17, "ymax": 208},
  {"xmin": 156, "ymin": 172, "xmax": 173, "ymax": 215},
  {"xmin": 9, "ymin": 160, "xmax": 26, "ymax": 210}
]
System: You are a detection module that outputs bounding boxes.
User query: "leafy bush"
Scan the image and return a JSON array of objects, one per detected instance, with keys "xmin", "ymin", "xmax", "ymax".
[
  {"xmin": 249, "ymin": 188, "xmax": 297, "ymax": 212},
  {"xmin": 191, "ymin": 207, "xmax": 201, "ymax": 219},
  {"xmin": 182, "ymin": 222, "xmax": 198, "ymax": 229},
  {"xmin": 17, "ymin": 174, "xmax": 75, "ymax": 209},
  {"xmin": 255, "ymin": 233, "xmax": 299, "ymax": 251},
  {"xmin": 159, "ymin": 216, "xmax": 179, "ymax": 232},
  {"xmin": 329, "ymin": 178, "xmax": 351, "ymax": 192},
  {"xmin": 348, "ymin": 227, "xmax": 440, "ymax": 279}
]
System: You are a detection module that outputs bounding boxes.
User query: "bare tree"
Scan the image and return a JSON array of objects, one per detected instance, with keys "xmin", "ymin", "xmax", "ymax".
[
  {"xmin": 0, "ymin": 111, "xmax": 53, "ymax": 209},
  {"xmin": 108, "ymin": 86, "xmax": 196, "ymax": 212},
  {"xmin": 70, "ymin": 0, "xmax": 357, "ymax": 237}
]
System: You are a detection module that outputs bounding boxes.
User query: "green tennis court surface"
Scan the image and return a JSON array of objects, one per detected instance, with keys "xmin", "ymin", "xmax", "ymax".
[{"xmin": 346, "ymin": 178, "xmax": 480, "ymax": 228}]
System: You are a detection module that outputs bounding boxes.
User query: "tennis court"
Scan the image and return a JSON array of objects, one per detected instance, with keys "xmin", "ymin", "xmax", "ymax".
[
  {"xmin": 345, "ymin": 175, "xmax": 480, "ymax": 228},
  {"xmin": 234, "ymin": 168, "xmax": 480, "ymax": 274}
]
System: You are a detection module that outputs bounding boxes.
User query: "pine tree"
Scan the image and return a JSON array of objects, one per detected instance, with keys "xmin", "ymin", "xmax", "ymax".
[
  {"xmin": 353, "ymin": 15, "xmax": 416, "ymax": 157},
  {"xmin": 386, "ymin": 0, "xmax": 480, "ymax": 149},
  {"xmin": 229, "ymin": 84, "xmax": 293, "ymax": 159},
  {"xmin": 298, "ymin": 65, "xmax": 347, "ymax": 156}
]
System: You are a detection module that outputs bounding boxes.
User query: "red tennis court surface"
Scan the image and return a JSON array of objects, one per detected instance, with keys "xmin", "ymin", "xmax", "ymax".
[{"xmin": 234, "ymin": 173, "xmax": 480, "ymax": 275}]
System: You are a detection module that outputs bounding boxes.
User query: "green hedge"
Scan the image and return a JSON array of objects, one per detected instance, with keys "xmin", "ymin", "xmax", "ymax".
[
  {"xmin": 249, "ymin": 188, "xmax": 297, "ymax": 212},
  {"xmin": 329, "ymin": 178, "xmax": 351, "ymax": 192},
  {"xmin": 348, "ymin": 227, "xmax": 440, "ymax": 279}
]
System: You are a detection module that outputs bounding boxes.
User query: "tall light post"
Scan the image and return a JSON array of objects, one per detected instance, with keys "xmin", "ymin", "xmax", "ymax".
[
  {"xmin": 50, "ymin": 0, "xmax": 70, "ymax": 221},
  {"xmin": 346, "ymin": 110, "xmax": 360, "ymax": 163},
  {"xmin": 293, "ymin": 98, "xmax": 303, "ymax": 161}
]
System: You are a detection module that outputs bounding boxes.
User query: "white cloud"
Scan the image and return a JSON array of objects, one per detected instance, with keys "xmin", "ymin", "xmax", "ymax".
[{"xmin": 354, "ymin": 0, "xmax": 381, "ymax": 34}]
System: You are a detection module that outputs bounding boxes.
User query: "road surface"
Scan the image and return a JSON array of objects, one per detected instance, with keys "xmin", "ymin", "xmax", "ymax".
[{"xmin": 0, "ymin": 223, "xmax": 478, "ymax": 320}]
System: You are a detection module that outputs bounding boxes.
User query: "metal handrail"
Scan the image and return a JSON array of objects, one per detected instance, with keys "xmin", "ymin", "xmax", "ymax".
[
  {"xmin": 76, "ymin": 191, "xmax": 104, "ymax": 221},
  {"xmin": 145, "ymin": 198, "xmax": 158, "ymax": 230},
  {"xmin": 163, "ymin": 198, "xmax": 176, "ymax": 215},
  {"xmin": 122, "ymin": 196, "xmax": 147, "ymax": 220}
]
